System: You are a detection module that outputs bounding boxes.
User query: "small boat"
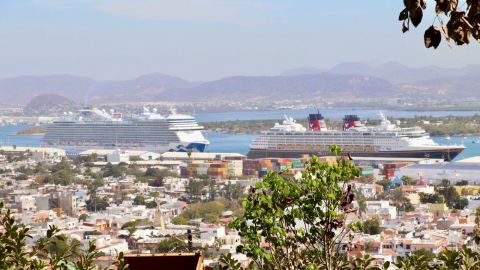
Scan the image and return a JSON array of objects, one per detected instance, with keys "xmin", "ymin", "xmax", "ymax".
[{"xmin": 446, "ymin": 136, "xmax": 451, "ymax": 140}]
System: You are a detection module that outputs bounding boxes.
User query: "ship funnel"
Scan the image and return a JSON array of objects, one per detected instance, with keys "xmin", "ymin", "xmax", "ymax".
[
  {"xmin": 308, "ymin": 112, "xmax": 326, "ymax": 131},
  {"xmin": 343, "ymin": 115, "xmax": 360, "ymax": 131}
]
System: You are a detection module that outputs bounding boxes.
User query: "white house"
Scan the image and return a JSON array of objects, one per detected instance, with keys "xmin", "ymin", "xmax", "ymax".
[
  {"xmin": 200, "ymin": 224, "xmax": 226, "ymax": 241},
  {"xmin": 365, "ymin": 201, "xmax": 397, "ymax": 220}
]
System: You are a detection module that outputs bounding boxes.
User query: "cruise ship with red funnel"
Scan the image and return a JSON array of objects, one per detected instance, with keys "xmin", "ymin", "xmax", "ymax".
[{"xmin": 247, "ymin": 112, "xmax": 464, "ymax": 161}]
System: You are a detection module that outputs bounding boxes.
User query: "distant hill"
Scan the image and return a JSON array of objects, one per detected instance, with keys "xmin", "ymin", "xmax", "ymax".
[
  {"xmin": 283, "ymin": 61, "xmax": 480, "ymax": 84},
  {"xmin": 280, "ymin": 67, "xmax": 325, "ymax": 76},
  {"xmin": 88, "ymin": 73, "xmax": 197, "ymax": 104},
  {"xmin": 0, "ymin": 73, "xmax": 194, "ymax": 105},
  {"xmin": 403, "ymin": 72, "xmax": 480, "ymax": 98},
  {"xmin": 0, "ymin": 75, "xmax": 95, "ymax": 104},
  {"xmin": 160, "ymin": 73, "xmax": 398, "ymax": 102},
  {"xmin": 3, "ymin": 62, "xmax": 480, "ymax": 105},
  {"xmin": 24, "ymin": 93, "xmax": 78, "ymax": 115}
]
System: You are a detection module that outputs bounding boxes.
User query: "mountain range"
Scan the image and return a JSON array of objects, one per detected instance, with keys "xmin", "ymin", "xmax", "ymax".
[{"xmin": 2, "ymin": 61, "xmax": 480, "ymax": 105}]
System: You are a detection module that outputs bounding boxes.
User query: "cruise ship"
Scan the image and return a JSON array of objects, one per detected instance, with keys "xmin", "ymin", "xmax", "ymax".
[
  {"xmin": 247, "ymin": 112, "xmax": 464, "ymax": 161},
  {"xmin": 43, "ymin": 108, "xmax": 209, "ymax": 154}
]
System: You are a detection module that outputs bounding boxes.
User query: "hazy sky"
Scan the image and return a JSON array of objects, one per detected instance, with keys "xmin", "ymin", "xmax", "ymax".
[{"xmin": 1, "ymin": 0, "xmax": 479, "ymax": 81}]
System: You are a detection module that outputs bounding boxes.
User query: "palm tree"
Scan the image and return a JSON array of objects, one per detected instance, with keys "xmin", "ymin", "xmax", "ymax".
[
  {"xmin": 393, "ymin": 253, "xmax": 430, "ymax": 270},
  {"xmin": 126, "ymin": 223, "xmax": 137, "ymax": 250}
]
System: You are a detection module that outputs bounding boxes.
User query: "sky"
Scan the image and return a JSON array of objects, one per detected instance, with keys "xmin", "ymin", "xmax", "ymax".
[{"xmin": 0, "ymin": 0, "xmax": 479, "ymax": 81}]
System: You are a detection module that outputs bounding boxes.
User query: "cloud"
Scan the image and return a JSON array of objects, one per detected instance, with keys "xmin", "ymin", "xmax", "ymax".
[{"xmin": 82, "ymin": 0, "xmax": 271, "ymax": 26}]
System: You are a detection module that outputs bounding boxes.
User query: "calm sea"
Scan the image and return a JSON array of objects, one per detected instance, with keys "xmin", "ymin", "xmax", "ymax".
[{"xmin": 2, "ymin": 108, "xmax": 480, "ymax": 160}]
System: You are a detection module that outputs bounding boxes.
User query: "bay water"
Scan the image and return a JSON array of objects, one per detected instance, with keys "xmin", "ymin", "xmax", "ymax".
[{"xmin": 2, "ymin": 108, "xmax": 480, "ymax": 160}]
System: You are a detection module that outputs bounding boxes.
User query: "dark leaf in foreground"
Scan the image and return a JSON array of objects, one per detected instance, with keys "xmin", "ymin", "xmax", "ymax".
[
  {"xmin": 424, "ymin": 25, "xmax": 442, "ymax": 49},
  {"xmin": 399, "ymin": 8, "xmax": 409, "ymax": 21},
  {"xmin": 410, "ymin": 6, "xmax": 423, "ymax": 27}
]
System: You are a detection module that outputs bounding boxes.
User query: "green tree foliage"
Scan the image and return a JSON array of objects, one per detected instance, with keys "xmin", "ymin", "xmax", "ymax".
[
  {"xmin": 401, "ymin": 175, "xmax": 417, "ymax": 185},
  {"xmin": 73, "ymin": 154, "xmax": 97, "ymax": 166},
  {"xmin": 144, "ymin": 167, "xmax": 162, "ymax": 177},
  {"xmin": 157, "ymin": 237, "xmax": 188, "ymax": 253},
  {"xmin": 455, "ymin": 180, "xmax": 469, "ymax": 186},
  {"xmin": 121, "ymin": 219, "xmax": 152, "ymax": 230},
  {"xmin": 437, "ymin": 185, "xmax": 469, "ymax": 210},
  {"xmin": 363, "ymin": 219, "xmax": 381, "ymax": 235},
  {"xmin": 17, "ymin": 166, "xmax": 34, "ymax": 176},
  {"xmin": 419, "ymin": 192, "xmax": 443, "ymax": 204},
  {"xmin": 145, "ymin": 201, "xmax": 158, "ymax": 209},
  {"xmin": 14, "ymin": 174, "xmax": 28, "ymax": 180},
  {"xmin": 187, "ymin": 179, "xmax": 207, "ymax": 201},
  {"xmin": 392, "ymin": 247, "xmax": 480, "ymax": 270},
  {"xmin": 0, "ymin": 202, "xmax": 127, "ymax": 269},
  {"xmin": 133, "ymin": 195, "xmax": 146, "ymax": 205},
  {"xmin": 376, "ymin": 178, "xmax": 393, "ymax": 190},
  {"xmin": 230, "ymin": 149, "xmax": 362, "ymax": 270},
  {"xmin": 175, "ymin": 199, "xmax": 240, "ymax": 224},
  {"xmin": 102, "ymin": 162, "xmax": 126, "ymax": 178},
  {"xmin": 78, "ymin": 213, "xmax": 88, "ymax": 222},
  {"xmin": 51, "ymin": 157, "xmax": 73, "ymax": 173},
  {"xmin": 40, "ymin": 158, "xmax": 76, "ymax": 186},
  {"xmin": 34, "ymin": 162, "xmax": 50, "ymax": 174},
  {"xmin": 171, "ymin": 216, "xmax": 189, "ymax": 225},
  {"xmin": 86, "ymin": 196, "xmax": 109, "ymax": 212},
  {"xmin": 398, "ymin": 199, "xmax": 415, "ymax": 212},
  {"xmin": 223, "ymin": 182, "xmax": 245, "ymax": 200}
]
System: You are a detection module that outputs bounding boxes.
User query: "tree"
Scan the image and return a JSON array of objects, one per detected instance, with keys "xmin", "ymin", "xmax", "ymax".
[
  {"xmin": 419, "ymin": 192, "xmax": 442, "ymax": 203},
  {"xmin": 34, "ymin": 162, "xmax": 49, "ymax": 174},
  {"xmin": 171, "ymin": 216, "xmax": 189, "ymax": 225},
  {"xmin": 149, "ymin": 178, "xmax": 164, "ymax": 187},
  {"xmin": 145, "ymin": 167, "xmax": 162, "ymax": 177},
  {"xmin": 230, "ymin": 147, "xmax": 362, "ymax": 270},
  {"xmin": 187, "ymin": 179, "xmax": 206, "ymax": 201},
  {"xmin": 363, "ymin": 219, "xmax": 381, "ymax": 235},
  {"xmin": 44, "ymin": 235, "xmax": 82, "ymax": 259},
  {"xmin": 102, "ymin": 162, "xmax": 125, "ymax": 178},
  {"xmin": 133, "ymin": 195, "xmax": 146, "ymax": 205},
  {"xmin": 86, "ymin": 196, "xmax": 108, "ymax": 212},
  {"xmin": 78, "ymin": 213, "xmax": 88, "ymax": 222},
  {"xmin": 401, "ymin": 175, "xmax": 417, "ymax": 185},
  {"xmin": 52, "ymin": 169, "xmax": 74, "ymax": 186},
  {"xmin": 14, "ymin": 174, "xmax": 28, "ymax": 180},
  {"xmin": 455, "ymin": 180, "xmax": 469, "ymax": 186},
  {"xmin": 398, "ymin": 0, "xmax": 480, "ymax": 48},
  {"xmin": 157, "ymin": 237, "xmax": 188, "ymax": 253},
  {"xmin": 146, "ymin": 201, "xmax": 158, "ymax": 209},
  {"xmin": 398, "ymin": 199, "xmax": 415, "ymax": 212},
  {"xmin": 224, "ymin": 182, "xmax": 245, "ymax": 200},
  {"xmin": 0, "ymin": 202, "xmax": 127, "ymax": 269},
  {"xmin": 51, "ymin": 157, "xmax": 72, "ymax": 173},
  {"xmin": 437, "ymin": 185, "xmax": 468, "ymax": 210},
  {"xmin": 176, "ymin": 199, "xmax": 240, "ymax": 224},
  {"xmin": 376, "ymin": 178, "xmax": 392, "ymax": 190}
]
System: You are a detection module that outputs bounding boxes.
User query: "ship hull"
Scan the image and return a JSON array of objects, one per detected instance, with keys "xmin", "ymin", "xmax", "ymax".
[
  {"xmin": 44, "ymin": 142, "xmax": 209, "ymax": 156},
  {"xmin": 246, "ymin": 148, "xmax": 464, "ymax": 161}
]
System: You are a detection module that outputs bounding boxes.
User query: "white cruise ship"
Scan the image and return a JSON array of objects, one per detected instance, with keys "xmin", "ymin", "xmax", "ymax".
[
  {"xmin": 43, "ymin": 108, "xmax": 209, "ymax": 154},
  {"xmin": 247, "ymin": 112, "xmax": 464, "ymax": 161}
]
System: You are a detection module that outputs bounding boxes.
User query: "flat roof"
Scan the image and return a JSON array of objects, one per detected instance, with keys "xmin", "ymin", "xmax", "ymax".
[
  {"xmin": 0, "ymin": 145, "xmax": 65, "ymax": 153},
  {"xmin": 403, "ymin": 162, "xmax": 480, "ymax": 171},
  {"xmin": 160, "ymin": 152, "xmax": 244, "ymax": 159},
  {"xmin": 457, "ymin": 156, "xmax": 480, "ymax": 163},
  {"xmin": 80, "ymin": 149, "xmax": 159, "ymax": 156},
  {"xmin": 352, "ymin": 157, "xmax": 441, "ymax": 162}
]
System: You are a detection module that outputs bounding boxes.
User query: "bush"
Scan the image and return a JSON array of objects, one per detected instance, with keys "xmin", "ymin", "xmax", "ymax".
[{"xmin": 363, "ymin": 219, "xmax": 381, "ymax": 235}]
